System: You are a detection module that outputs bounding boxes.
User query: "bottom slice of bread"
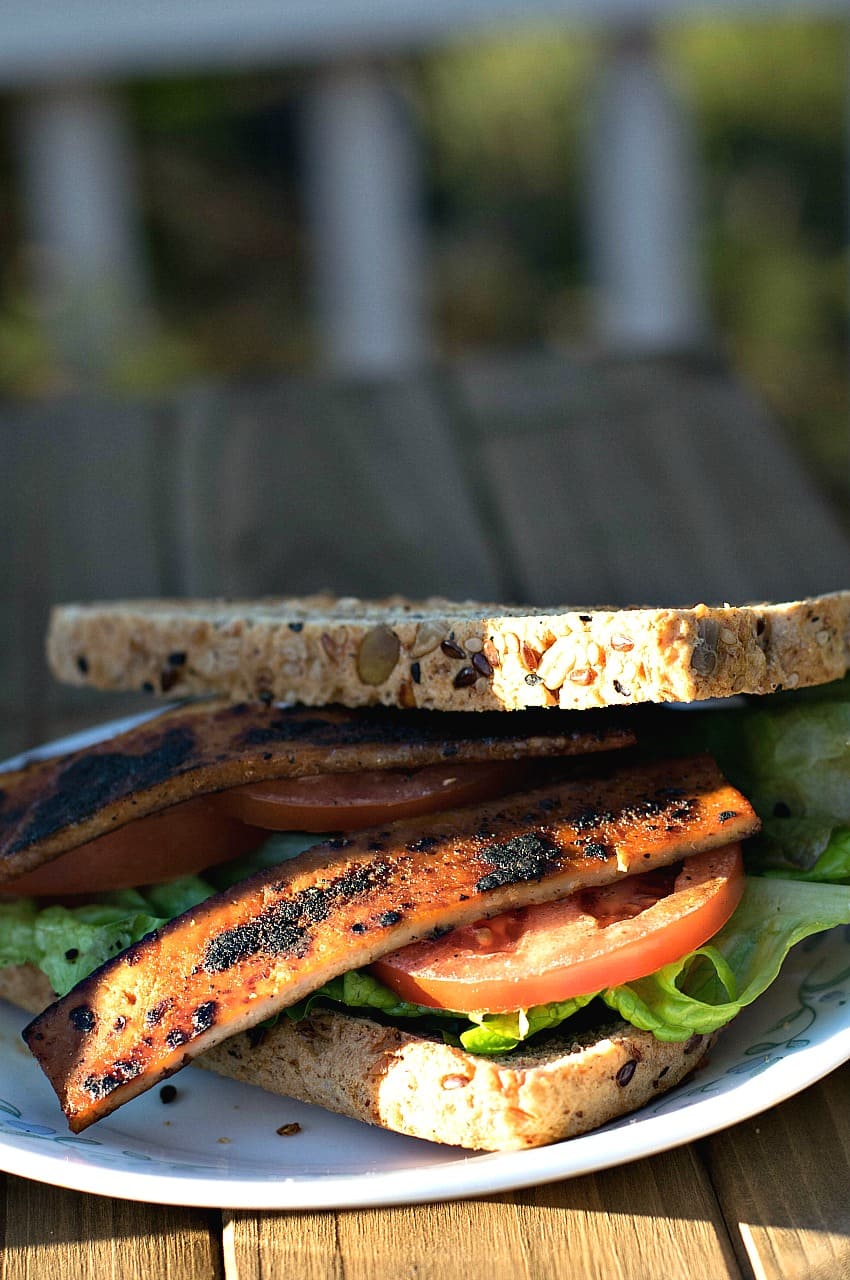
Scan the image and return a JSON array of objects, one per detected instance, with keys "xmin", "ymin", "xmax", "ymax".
[
  {"xmin": 0, "ymin": 964, "xmax": 714, "ymax": 1151},
  {"xmin": 199, "ymin": 1011, "xmax": 714, "ymax": 1150}
]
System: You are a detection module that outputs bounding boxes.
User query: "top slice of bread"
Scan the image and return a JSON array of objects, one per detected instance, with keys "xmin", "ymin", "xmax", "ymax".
[{"xmin": 46, "ymin": 591, "xmax": 850, "ymax": 712}]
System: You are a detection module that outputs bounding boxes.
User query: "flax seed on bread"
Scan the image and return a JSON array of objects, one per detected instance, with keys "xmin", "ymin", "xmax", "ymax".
[
  {"xmin": 0, "ymin": 965, "xmax": 713, "ymax": 1151},
  {"xmin": 47, "ymin": 592, "xmax": 850, "ymax": 712}
]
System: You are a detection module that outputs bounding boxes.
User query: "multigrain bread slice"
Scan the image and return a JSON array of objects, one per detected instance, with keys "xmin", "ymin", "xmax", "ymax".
[
  {"xmin": 47, "ymin": 592, "xmax": 850, "ymax": 712},
  {"xmin": 0, "ymin": 965, "xmax": 713, "ymax": 1151},
  {"xmin": 197, "ymin": 1011, "xmax": 715, "ymax": 1151}
]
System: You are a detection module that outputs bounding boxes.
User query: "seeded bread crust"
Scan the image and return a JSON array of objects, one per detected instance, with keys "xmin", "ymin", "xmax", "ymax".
[
  {"xmin": 198, "ymin": 1011, "xmax": 715, "ymax": 1151},
  {"xmin": 47, "ymin": 592, "xmax": 850, "ymax": 711},
  {"xmin": 0, "ymin": 966, "xmax": 713, "ymax": 1152}
]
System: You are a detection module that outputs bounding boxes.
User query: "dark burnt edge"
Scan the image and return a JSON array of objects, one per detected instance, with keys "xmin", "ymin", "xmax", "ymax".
[
  {"xmin": 27, "ymin": 810, "xmax": 586, "ymax": 1097},
  {"xmin": 20, "ymin": 830, "xmax": 378, "ymax": 1055},
  {"xmin": 232, "ymin": 703, "xmax": 634, "ymax": 751},
  {"xmin": 83, "ymin": 1048, "xmax": 193, "ymax": 1111},
  {"xmin": 0, "ymin": 701, "xmax": 634, "ymax": 866},
  {"xmin": 203, "ymin": 859, "xmax": 396, "ymax": 972},
  {"xmin": 3, "ymin": 727, "xmax": 198, "ymax": 857},
  {"xmin": 473, "ymin": 832, "xmax": 562, "ymax": 893},
  {"xmin": 80, "ymin": 1000, "xmax": 218, "ymax": 1105},
  {"xmin": 25, "ymin": 753, "xmax": 735, "ymax": 1028},
  {"xmin": 21, "ymin": 754, "xmax": 745, "ymax": 1105},
  {"xmin": 22, "ymin": 806, "xmax": 550, "ymax": 1047},
  {"xmin": 224, "ymin": 761, "xmax": 740, "ymax": 973}
]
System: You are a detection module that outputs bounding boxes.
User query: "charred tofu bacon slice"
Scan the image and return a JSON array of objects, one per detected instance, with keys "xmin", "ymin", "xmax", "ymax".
[
  {"xmin": 23, "ymin": 755, "xmax": 758, "ymax": 1132},
  {"xmin": 0, "ymin": 701, "xmax": 633, "ymax": 883}
]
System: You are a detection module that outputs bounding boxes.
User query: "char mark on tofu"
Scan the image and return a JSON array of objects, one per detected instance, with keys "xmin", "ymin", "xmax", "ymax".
[
  {"xmin": 22, "ymin": 754, "xmax": 759, "ymax": 1133},
  {"xmin": 0, "ymin": 702, "xmax": 634, "ymax": 885}
]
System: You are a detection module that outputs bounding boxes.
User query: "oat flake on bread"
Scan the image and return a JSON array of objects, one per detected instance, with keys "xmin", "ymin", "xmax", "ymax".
[{"xmin": 46, "ymin": 592, "xmax": 850, "ymax": 712}]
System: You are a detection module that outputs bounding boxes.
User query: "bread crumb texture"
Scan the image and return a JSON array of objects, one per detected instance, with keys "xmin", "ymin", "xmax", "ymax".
[
  {"xmin": 197, "ymin": 1008, "xmax": 717, "ymax": 1150},
  {"xmin": 0, "ymin": 967, "xmax": 713, "ymax": 1150},
  {"xmin": 47, "ymin": 592, "xmax": 850, "ymax": 711}
]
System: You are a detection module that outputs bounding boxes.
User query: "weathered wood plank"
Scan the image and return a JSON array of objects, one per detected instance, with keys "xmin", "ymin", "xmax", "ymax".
[
  {"xmin": 221, "ymin": 1209, "xmax": 340, "ymax": 1280},
  {"xmin": 2, "ymin": 353, "xmax": 846, "ymax": 763},
  {"xmin": 169, "ymin": 375, "xmax": 503, "ymax": 601},
  {"xmin": 510, "ymin": 1147, "xmax": 741, "ymax": 1280},
  {"xmin": 624, "ymin": 360, "xmax": 849, "ymax": 601},
  {"xmin": 223, "ymin": 1145, "xmax": 740, "ymax": 1280},
  {"xmin": 0, "ymin": 1175, "xmax": 223, "ymax": 1280},
  {"xmin": 704, "ymin": 1060, "xmax": 850, "ymax": 1280},
  {"xmin": 0, "ymin": 412, "xmax": 168, "ymax": 755},
  {"xmin": 453, "ymin": 352, "xmax": 850, "ymax": 607},
  {"xmin": 0, "ymin": 358, "xmax": 847, "ymax": 1280}
]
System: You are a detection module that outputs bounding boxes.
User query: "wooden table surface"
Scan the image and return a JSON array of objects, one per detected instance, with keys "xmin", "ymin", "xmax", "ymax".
[
  {"xmin": 3, "ymin": 698, "xmax": 850, "ymax": 1280},
  {"xmin": 3, "ymin": 1059, "xmax": 850, "ymax": 1279},
  {"xmin": 3, "ymin": 352, "xmax": 850, "ymax": 1277}
]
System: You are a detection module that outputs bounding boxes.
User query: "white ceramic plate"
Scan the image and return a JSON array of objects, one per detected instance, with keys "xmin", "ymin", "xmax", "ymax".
[{"xmin": 1, "ymin": 714, "xmax": 849, "ymax": 1209}]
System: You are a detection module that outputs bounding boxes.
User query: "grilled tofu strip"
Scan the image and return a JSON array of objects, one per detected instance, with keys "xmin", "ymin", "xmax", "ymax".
[
  {"xmin": 0, "ymin": 701, "xmax": 632, "ymax": 884},
  {"xmin": 24, "ymin": 754, "xmax": 758, "ymax": 1132}
]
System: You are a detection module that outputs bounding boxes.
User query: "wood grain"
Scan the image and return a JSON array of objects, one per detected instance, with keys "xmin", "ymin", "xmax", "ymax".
[
  {"xmin": 454, "ymin": 352, "xmax": 850, "ymax": 607},
  {"xmin": 2, "ymin": 355, "xmax": 849, "ymax": 1277},
  {"xmin": 2, "ymin": 352, "xmax": 848, "ymax": 759},
  {"xmin": 0, "ymin": 1175, "xmax": 223, "ymax": 1280},
  {"xmin": 0, "ymin": 411, "xmax": 167, "ymax": 754},
  {"xmin": 169, "ymin": 376, "xmax": 503, "ymax": 601},
  {"xmin": 510, "ymin": 1146, "xmax": 741, "ymax": 1280},
  {"xmin": 222, "ymin": 1209, "xmax": 340, "ymax": 1280},
  {"xmin": 705, "ymin": 1061, "xmax": 850, "ymax": 1280},
  {"xmin": 222, "ymin": 1146, "xmax": 740, "ymax": 1280}
]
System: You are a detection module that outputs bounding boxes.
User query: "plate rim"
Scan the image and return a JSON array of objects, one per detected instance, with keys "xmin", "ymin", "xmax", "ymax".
[
  {"xmin": 0, "ymin": 1012, "xmax": 849, "ymax": 1209},
  {"xmin": 1, "ymin": 711, "xmax": 849, "ymax": 1209}
]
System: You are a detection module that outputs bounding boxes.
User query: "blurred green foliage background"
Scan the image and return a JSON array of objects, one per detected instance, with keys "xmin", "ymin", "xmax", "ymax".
[{"xmin": 0, "ymin": 18, "xmax": 846, "ymax": 501}]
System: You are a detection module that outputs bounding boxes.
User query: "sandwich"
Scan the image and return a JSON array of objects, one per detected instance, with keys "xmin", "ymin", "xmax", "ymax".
[{"xmin": 2, "ymin": 593, "xmax": 850, "ymax": 1151}]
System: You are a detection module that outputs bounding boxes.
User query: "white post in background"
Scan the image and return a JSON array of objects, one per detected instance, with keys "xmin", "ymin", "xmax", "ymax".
[
  {"xmin": 14, "ymin": 82, "xmax": 152, "ymax": 378},
  {"xmin": 303, "ymin": 63, "xmax": 428, "ymax": 377},
  {"xmin": 585, "ymin": 27, "xmax": 706, "ymax": 351}
]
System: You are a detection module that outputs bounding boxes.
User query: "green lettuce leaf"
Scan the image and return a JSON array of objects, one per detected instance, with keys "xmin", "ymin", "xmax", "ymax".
[
  {"xmin": 5, "ymin": 869, "xmax": 850, "ymax": 1049},
  {"xmin": 458, "ymin": 995, "xmax": 597, "ymax": 1052},
  {"xmin": 285, "ymin": 968, "xmax": 457, "ymax": 1023},
  {"xmin": 283, "ymin": 876, "xmax": 850, "ymax": 1052},
  {"xmin": 750, "ymin": 818, "xmax": 850, "ymax": 881},
  {"xmin": 7, "ymin": 685, "xmax": 850, "ymax": 1054},
  {"xmin": 281, "ymin": 968, "xmax": 599, "ymax": 1053},
  {"xmin": 737, "ymin": 698, "xmax": 850, "ymax": 824},
  {"xmin": 640, "ymin": 676, "xmax": 850, "ymax": 818},
  {"xmin": 641, "ymin": 680, "xmax": 850, "ymax": 882},
  {"xmin": 0, "ymin": 898, "xmax": 163, "ymax": 997},
  {"xmin": 0, "ymin": 835, "xmax": 318, "ymax": 998},
  {"xmin": 602, "ymin": 875, "xmax": 850, "ymax": 1041},
  {"xmin": 282, "ymin": 970, "xmax": 598, "ymax": 1053},
  {"xmin": 205, "ymin": 831, "xmax": 317, "ymax": 889}
]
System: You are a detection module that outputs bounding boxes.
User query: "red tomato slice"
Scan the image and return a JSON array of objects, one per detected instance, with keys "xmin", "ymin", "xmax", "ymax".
[
  {"xmin": 370, "ymin": 843, "xmax": 745, "ymax": 1013},
  {"xmin": 0, "ymin": 761, "xmax": 525, "ymax": 896},
  {"xmin": 215, "ymin": 760, "xmax": 529, "ymax": 832},
  {"xmin": 0, "ymin": 796, "xmax": 267, "ymax": 897}
]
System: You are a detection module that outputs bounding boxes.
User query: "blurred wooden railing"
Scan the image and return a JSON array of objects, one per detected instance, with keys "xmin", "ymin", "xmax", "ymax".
[
  {"xmin": 4, "ymin": 6, "xmax": 842, "ymax": 378},
  {"xmin": 2, "ymin": 349, "xmax": 849, "ymax": 757}
]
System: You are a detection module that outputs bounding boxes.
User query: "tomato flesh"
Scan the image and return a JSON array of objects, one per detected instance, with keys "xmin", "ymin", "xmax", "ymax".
[
  {"xmin": 215, "ymin": 760, "xmax": 530, "ymax": 832},
  {"xmin": 0, "ymin": 796, "xmax": 267, "ymax": 897},
  {"xmin": 370, "ymin": 843, "xmax": 745, "ymax": 1013},
  {"xmin": 1, "ymin": 760, "xmax": 528, "ymax": 896}
]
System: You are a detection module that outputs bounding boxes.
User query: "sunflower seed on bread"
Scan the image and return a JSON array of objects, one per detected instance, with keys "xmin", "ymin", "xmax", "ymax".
[{"xmin": 47, "ymin": 592, "xmax": 850, "ymax": 711}]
